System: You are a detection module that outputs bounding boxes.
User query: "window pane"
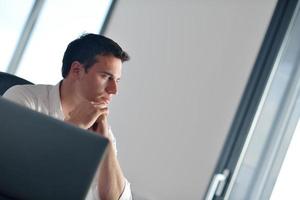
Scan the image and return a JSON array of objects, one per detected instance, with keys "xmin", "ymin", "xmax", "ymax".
[
  {"xmin": 16, "ymin": 0, "xmax": 112, "ymax": 84},
  {"xmin": 270, "ymin": 119, "xmax": 300, "ymax": 199},
  {"xmin": 0, "ymin": 0, "xmax": 34, "ymax": 72},
  {"xmin": 225, "ymin": 2, "xmax": 300, "ymax": 199}
]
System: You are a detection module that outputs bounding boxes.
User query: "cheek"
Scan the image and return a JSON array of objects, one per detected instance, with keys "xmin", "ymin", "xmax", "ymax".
[
  {"xmin": 82, "ymin": 75, "xmax": 108, "ymax": 95},
  {"xmin": 92, "ymin": 78, "xmax": 107, "ymax": 92}
]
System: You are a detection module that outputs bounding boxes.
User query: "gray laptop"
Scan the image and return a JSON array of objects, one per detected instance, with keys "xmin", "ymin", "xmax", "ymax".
[{"xmin": 0, "ymin": 97, "xmax": 108, "ymax": 200}]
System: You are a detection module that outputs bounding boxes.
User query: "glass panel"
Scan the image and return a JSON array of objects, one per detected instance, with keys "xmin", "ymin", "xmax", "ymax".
[
  {"xmin": 270, "ymin": 119, "xmax": 300, "ymax": 199},
  {"xmin": 16, "ymin": 0, "xmax": 112, "ymax": 84},
  {"xmin": 0, "ymin": 0, "xmax": 34, "ymax": 72},
  {"xmin": 225, "ymin": 1, "xmax": 300, "ymax": 199}
]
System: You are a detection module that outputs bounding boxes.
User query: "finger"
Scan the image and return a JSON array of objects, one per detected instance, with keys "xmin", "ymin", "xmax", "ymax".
[
  {"xmin": 91, "ymin": 107, "xmax": 108, "ymax": 117},
  {"xmin": 98, "ymin": 108, "xmax": 109, "ymax": 115},
  {"xmin": 97, "ymin": 112, "xmax": 109, "ymax": 122}
]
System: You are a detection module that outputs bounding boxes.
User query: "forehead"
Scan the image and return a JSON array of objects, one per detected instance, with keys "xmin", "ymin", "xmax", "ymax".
[
  {"xmin": 93, "ymin": 55, "xmax": 121, "ymax": 67},
  {"xmin": 89, "ymin": 55, "xmax": 122, "ymax": 76}
]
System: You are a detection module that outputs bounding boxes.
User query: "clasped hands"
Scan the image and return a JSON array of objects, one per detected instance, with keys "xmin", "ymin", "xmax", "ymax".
[{"xmin": 65, "ymin": 100, "xmax": 110, "ymax": 139}]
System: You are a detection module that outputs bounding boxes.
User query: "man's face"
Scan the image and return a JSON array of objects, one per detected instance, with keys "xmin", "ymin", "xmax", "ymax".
[{"xmin": 77, "ymin": 55, "xmax": 122, "ymax": 105}]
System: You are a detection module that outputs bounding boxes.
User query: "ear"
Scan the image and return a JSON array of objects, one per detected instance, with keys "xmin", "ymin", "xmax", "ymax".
[{"xmin": 69, "ymin": 61, "xmax": 84, "ymax": 79}]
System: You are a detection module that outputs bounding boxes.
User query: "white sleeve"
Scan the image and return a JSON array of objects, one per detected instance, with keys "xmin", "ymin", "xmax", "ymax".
[
  {"xmin": 86, "ymin": 178, "xmax": 132, "ymax": 200},
  {"xmin": 85, "ymin": 128, "xmax": 132, "ymax": 200},
  {"xmin": 118, "ymin": 179, "xmax": 132, "ymax": 200}
]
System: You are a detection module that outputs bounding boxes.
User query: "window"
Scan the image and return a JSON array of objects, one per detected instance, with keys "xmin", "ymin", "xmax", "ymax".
[
  {"xmin": 0, "ymin": 0, "xmax": 35, "ymax": 72},
  {"xmin": 205, "ymin": 0, "xmax": 300, "ymax": 199},
  {"xmin": 224, "ymin": 1, "xmax": 300, "ymax": 199},
  {"xmin": 271, "ymin": 120, "xmax": 300, "ymax": 199},
  {"xmin": 15, "ymin": 0, "xmax": 113, "ymax": 84}
]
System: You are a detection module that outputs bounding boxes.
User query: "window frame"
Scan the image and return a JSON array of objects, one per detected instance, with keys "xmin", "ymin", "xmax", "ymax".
[{"xmin": 205, "ymin": 0, "xmax": 299, "ymax": 199}]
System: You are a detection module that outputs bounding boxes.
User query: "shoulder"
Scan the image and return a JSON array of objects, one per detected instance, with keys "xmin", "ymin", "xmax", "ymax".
[
  {"xmin": 3, "ymin": 84, "xmax": 54, "ymax": 109},
  {"xmin": 4, "ymin": 84, "xmax": 53, "ymax": 99}
]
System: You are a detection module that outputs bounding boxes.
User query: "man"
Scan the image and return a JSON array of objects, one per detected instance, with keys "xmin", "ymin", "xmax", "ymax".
[{"xmin": 3, "ymin": 34, "xmax": 132, "ymax": 200}]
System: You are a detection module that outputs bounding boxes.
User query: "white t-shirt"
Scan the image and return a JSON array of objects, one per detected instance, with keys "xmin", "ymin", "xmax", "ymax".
[{"xmin": 3, "ymin": 82, "xmax": 132, "ymax": 200}]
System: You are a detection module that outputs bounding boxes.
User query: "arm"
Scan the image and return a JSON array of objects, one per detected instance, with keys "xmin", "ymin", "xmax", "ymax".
[
  {"xmin": 66, "ymin": 101, "xmax": 132, "ymax": 200},
  {"xmin": 94, "ymin": 115, "xmax": 126, "ymax": 200}
]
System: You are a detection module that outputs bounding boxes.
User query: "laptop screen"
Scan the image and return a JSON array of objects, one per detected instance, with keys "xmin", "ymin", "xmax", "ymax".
[{"xmin": 0, "ymin": 97, "xmax": 108, "ymax": 200}]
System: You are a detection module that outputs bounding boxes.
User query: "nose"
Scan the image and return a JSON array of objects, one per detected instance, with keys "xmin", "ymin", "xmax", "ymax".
[{"xmin": 106, "ymin": 79, "xmax": 118, "ymax": 95}]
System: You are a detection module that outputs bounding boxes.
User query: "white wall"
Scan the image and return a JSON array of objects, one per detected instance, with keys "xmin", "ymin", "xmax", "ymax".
[{"xmin": 105, "ymin": 0, "xmax": 276, "ymax": 199}]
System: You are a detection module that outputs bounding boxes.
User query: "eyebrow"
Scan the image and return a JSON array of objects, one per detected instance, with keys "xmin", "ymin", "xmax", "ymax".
[{"xmin": 99, "ymin": 71, "xmax": 121, "ymax": 81}]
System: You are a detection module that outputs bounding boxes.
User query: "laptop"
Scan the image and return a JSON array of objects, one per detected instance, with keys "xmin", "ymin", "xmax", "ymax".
[{"xmin": 0, "ymin": 97, "xmax": 108, "ymax": 200}]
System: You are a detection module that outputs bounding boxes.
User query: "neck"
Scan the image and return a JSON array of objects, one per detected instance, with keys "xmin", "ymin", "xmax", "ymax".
[{"xmin": 60, "ymin": 78, "xmax": 83, "ymax": 118}]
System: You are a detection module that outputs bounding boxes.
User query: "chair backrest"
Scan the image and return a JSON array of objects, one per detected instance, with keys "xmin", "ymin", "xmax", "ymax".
[{"xmin": 0, "ymin": 72, "xmax": 33, "ymax": 96}]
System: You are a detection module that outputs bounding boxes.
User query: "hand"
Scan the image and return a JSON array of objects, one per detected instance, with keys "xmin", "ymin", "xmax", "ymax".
[
  {"xmin": 95, "ymin": 114, "xmax": 110, "ymax": 139},
  {"xmin": 88, "ymin": 112, "xmax": 111, "ymax": 139},
  {"xmin": 65, "ymin": 100, "xmax": 108, "ymax": 130}
]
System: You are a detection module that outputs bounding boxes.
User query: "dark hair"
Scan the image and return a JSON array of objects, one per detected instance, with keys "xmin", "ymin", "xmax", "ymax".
[{"xmin": 62, "ymin": 33, "xmax": 130, "ymax": 78}]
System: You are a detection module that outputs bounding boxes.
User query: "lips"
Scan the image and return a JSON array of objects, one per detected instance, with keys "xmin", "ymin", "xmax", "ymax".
[{"xmin": 101, "ymin": 97, "xmax": 111, "ymax": 105}]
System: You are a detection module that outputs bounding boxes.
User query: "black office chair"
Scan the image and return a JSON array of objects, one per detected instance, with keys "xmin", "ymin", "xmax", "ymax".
[{"xmin": 0, "ymin": 72, "xmax": 33, "ymax": 96}]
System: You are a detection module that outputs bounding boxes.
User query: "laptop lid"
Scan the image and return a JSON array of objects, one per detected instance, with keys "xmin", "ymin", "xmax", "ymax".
[{"xmin": 0, "ymin": 97, "xmax": 108, "ymax": 200}]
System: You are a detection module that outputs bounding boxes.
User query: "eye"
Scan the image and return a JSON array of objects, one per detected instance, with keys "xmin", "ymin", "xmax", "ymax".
[
  {"xmin": 109, "ymin": 77, "xmax": 120, "ymax": 85},
  {"xmin": 100, "ymin": 73, "xmax": 110, "ymax": 79}
]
